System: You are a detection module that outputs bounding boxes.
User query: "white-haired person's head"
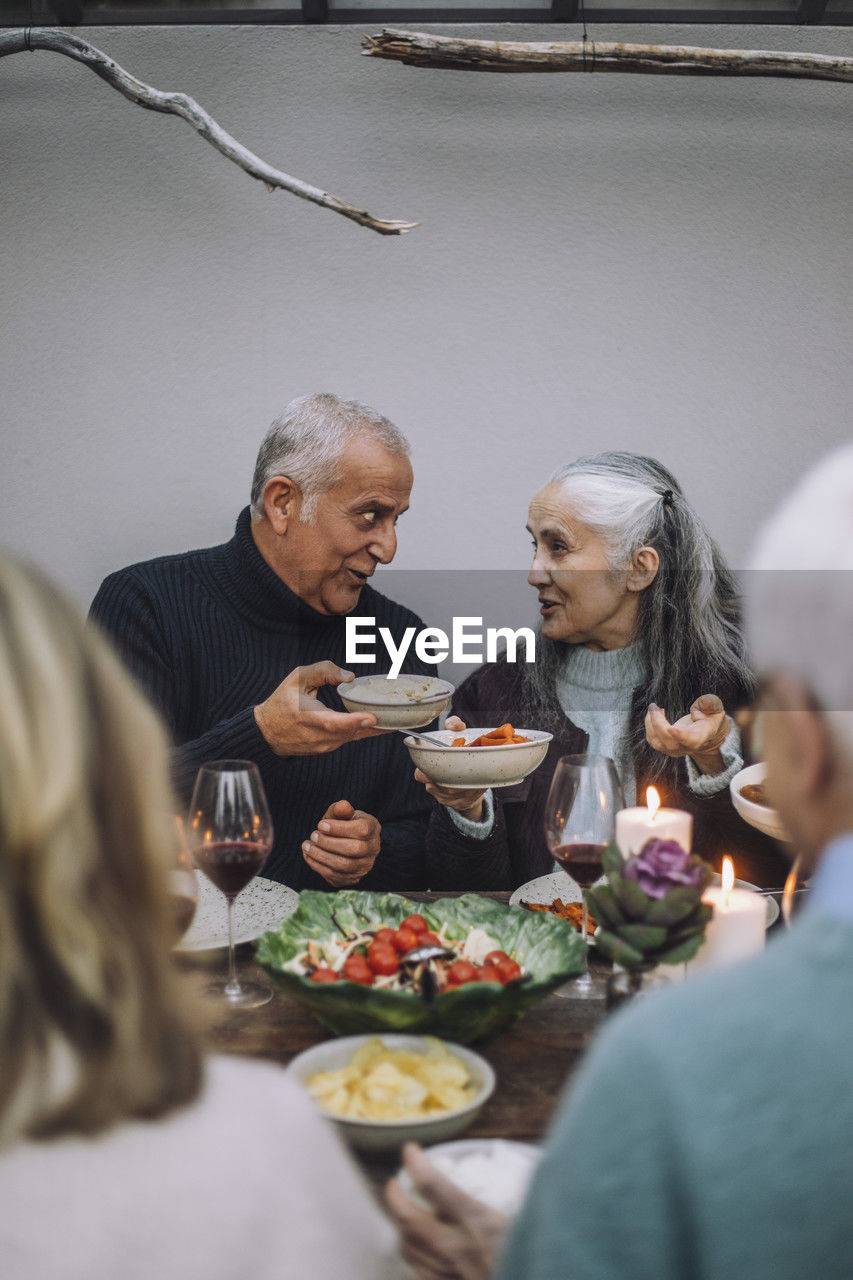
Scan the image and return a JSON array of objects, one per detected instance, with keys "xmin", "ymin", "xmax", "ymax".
[
  {"xmin": 745, "ymin": 444, "xmax": 853, "ymax": 862},
  {"xmin": 250, "ymin": 393, "xmax": 410, "ymax": 522}
]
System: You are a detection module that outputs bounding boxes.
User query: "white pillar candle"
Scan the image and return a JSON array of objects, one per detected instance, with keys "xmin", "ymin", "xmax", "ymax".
[
  {"xmin": 693, "ymin": 861, "xmax": 766, "ymax": 971},
  {"xmin": 615, "ymin": 787, "xmax": 693, "ymax": 857}
]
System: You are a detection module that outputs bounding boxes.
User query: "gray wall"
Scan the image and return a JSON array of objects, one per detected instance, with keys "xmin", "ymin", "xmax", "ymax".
[{"xmin": 1, "ymin": 23, "xmax": 851, "ymax": 613}]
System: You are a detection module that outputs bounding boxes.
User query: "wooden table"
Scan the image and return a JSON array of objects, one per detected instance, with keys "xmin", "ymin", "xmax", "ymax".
[{"xmin": 186, "ymin": 892, "xmax": 611, "ymax": 1186}]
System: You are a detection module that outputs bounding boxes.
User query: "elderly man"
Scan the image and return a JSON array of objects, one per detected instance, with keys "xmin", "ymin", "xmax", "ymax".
[
  {"xmin": 388, "ymin": 444, "xmax": 853, "ymax": 1280},
  {"xmin": 91, "ymin": 393, "xmax": 431, "ymax": 890}
]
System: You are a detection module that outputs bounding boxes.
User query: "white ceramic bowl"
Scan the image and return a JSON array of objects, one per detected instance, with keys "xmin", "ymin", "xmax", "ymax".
[
  {"xmin": 730, "ymin": 762, "xmax": 790, "ymax": 843},
  {"xmin": 338, "ymin": 674, "xmax": 454, "ymax": 730},
  {"xmin": 399, "ymin": 1138, "xmax": 541, "ymax": 1215},
  {"xmin": 405, "ymin": 727, "xmax": 552, "ymax": 790},
  {"xmin": 287, "ymin": 1034, "xmax": 495, "ymax": 1153}
]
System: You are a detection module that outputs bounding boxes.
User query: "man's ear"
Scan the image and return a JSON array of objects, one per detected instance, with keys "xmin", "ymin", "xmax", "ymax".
[
  {"xmin": 262, "ymin": 475, "xmax": 301, "ymax": 535},
  {"xmin": 626, "ymin": 546, "xmax": 660, "ymax": 593},
  {"xmin": 765, "ymin": 672, "xmax": 834, "ymax": 803}
]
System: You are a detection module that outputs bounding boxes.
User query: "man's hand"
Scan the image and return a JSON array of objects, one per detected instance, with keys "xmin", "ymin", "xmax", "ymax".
[
  {"xmin": 414, "ymin": 716, "xmax": 488, "ymax": 822},
  {"xmin": 645, "ymin": 694, "xmax": 731, "ymax": 776},
  {"xmin": 385, "ymin": 1143, "xmax": 508, "ymax": 1280},
  {"xmin": 301, "ymin": 799, "xmax": 381, "ymax": 887},
  {"xmin": 254, "ymin": 662, "xmax": 384, "ymax": 758}
]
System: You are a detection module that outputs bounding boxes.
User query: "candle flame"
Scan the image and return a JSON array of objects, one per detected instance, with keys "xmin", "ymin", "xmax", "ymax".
[
  {"xmin": 646, "ymin": 787, "xmax": 661, "ymax": 820},
  {"xmin": 721, "ymin": 857, "xmax": 735, "ymax": 893}
]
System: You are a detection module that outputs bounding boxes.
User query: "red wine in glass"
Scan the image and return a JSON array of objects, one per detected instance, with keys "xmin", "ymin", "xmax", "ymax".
[
  {"xmin": 188, "ymin": 761, "xmax": 274, "ymax": 1009},
  {"xmin": 543, "ymin": 754, "xmax": 624, "ymax": 998},
  {"xmin": 193, "ymin": 839, "xmax": 269, "ymax": 899},
  {"xmin": 551, "ymin": 842, "xmax": 608, "ymax": 889}
]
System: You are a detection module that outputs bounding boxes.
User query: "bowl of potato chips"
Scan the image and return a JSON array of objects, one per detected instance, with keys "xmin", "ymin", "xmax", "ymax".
[{"xmin": 288, "ymin": 1034, "xmax": 495, "ymax": 1152}]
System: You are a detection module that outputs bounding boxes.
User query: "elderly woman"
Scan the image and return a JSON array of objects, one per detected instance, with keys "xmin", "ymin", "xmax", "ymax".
[
  {"xmin": 422, "ymin": 452, "xmax": 785, "ymax": 889},
  {"xmin": 0, "ymin": 553, "xmax": 400, "ymax": 1280}
]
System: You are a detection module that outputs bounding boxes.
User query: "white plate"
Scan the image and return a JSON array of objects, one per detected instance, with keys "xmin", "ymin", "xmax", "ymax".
[
  {"xmin": 511, "ymin": 869, "xmax": 779, "ymax": 928},
  {"xmin": 175, "ymin": 872, "xmax": 298, "ymax": 952},
  {"xmin": 399, "ymin": 1138, "xmax": 541, "ymax": 1216},
  {"xmin": 510, "ymin": 870, "xmax": 583, "ymax": 909}
]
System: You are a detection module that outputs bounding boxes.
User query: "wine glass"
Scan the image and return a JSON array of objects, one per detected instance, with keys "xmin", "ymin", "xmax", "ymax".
[
  {"xmin": 170, "ymin": 815, "xmax": 198, "ymax": 944},
  {"xmin": 188, "ymin": 761, "xmax": 274, "ymax": 1009},
  {"xmin": 543, "ymin": 754, "xmax": 624, "ymax": 997}
]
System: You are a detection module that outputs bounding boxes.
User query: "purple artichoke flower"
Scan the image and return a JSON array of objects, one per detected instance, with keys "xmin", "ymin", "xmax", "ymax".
[{"xmin": 623, "ymin": 838, "xmax": 705, "ymax": 900}]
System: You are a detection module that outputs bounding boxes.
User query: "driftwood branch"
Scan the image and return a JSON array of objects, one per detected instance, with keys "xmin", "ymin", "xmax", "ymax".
[
  {"xmin": 0, "ymin": 29, "xmax": 418, "ymax": 235},
  {"xmin": 363, "ymin": 29, "xmax": 853, "ymax": 85}
]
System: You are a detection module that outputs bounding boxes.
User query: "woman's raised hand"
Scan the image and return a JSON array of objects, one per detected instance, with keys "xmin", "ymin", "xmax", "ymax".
[
  {"xmin": 414, "ymin": 715, "xmax": 487, "ymax": 821},
  {"xmin": 645, "ymin": 694, "xmax": 730, "ymax": 776}
]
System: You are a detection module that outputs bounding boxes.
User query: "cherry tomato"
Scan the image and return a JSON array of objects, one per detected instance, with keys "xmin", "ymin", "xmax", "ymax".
[
  {"xmin": 419, "ymin": 931, "xmax": 441, "ymax": 948},
  {"xmin": 342, "ymin": 955, "xmax": 374, "ymax": 985},
  {"xmin": 309, "ymin": 967, "xmax": 339, "ymax": 983},
  {"xmin": 367, "ymin": 943, "xmax": 400, "ymax": 976},
  {"xmin": 476, "ymin": 964, "xmax": 502, "ymax": 984},
  {"xmin": 392, "ymin": 926, "xmax": 419, "ymax": 955},
  {"xmin": 446, "ymin": 960, "xmax": 479, "ymax": 987},
  {"xmin": 401, "ymin": 914, "xmax": 429, "ymax": 935},
  {"xmin": 373, "ymin": 927, "xmax": 396, "ymax": 947},
  {"xmin": 495, "ymin": 957, "xmax": 522, "ymax": 985},
  {"xmin": 484, "ymin": 950, "xmax": 511, "ymax": 968}
]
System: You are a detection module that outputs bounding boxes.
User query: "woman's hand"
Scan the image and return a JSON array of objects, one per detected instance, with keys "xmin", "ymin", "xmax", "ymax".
[
  {"xmin": 414, "ymin": 716, "xmax": 487, "ymax": 821},
  {"xmin": 385, "ymin": 1143, "xmax": 508, "ymax": 1280},
  {"xmin": 645, "ymin": 694, "xmax": 731, "ymax": 776}
]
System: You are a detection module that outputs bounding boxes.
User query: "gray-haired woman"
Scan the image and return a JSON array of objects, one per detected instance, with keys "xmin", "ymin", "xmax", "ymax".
[{"xmin": 421, "ymin": 452, "xmax": 786, "ymax": 890}]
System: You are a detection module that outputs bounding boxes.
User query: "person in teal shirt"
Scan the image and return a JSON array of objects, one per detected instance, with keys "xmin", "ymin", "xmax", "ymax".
[{"xmin": 387, "ymin": 442, "xmax": 853, "ymax": 1280}]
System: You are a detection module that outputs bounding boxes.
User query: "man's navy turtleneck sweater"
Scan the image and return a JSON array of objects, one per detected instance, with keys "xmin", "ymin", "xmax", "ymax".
[{"xmin": 90, "ymin": 509, "xmax": 431, "ymax": 890}]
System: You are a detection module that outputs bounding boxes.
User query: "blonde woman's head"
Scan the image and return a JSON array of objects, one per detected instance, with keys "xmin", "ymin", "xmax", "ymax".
[{"xmin": 0, "ymin": 553, "xmax": 201, "ymax": 1146}]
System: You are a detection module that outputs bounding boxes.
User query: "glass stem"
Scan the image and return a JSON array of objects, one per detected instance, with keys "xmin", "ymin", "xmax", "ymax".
[
  {"xmin": 581, "ymin": 898, "xmax": 589, "ymax": 964},
  {"xmin": 225, "ymin": 897, "xmax": 240, "ymax": 998}
]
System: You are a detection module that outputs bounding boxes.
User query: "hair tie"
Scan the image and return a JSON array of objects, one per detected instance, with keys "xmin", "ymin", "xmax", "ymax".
[{"xmin": 661, "ymin": 489, "xmax": 674, "ymax": 508}]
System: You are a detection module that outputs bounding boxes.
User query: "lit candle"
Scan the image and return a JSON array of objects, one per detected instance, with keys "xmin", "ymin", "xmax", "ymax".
[
  {"xmin": 693, "ymin": 857, "xmax": 766, "ymax": 971},
  {"xmin": 615, "ymin": 787, "xmax": 693, "ymax": 857}
]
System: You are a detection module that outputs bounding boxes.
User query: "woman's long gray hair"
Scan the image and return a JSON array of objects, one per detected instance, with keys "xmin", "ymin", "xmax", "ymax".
[{"xmin": 522, "ymin": 451, "xmax": 754, "ymax": 785}]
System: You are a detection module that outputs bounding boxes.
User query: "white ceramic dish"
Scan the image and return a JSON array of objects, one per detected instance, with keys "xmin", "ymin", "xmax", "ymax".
[
  {"xmin": 511, "ymin": 869, "xmax": 779, "ymax": 929},
  {"xmin": 730, "ymin": 762, "xmax": 790, "ymax": 843},
  {"xmin": 405, "ymin": 727, "xmax": 552, "ymax": 790},
  {"xmin": 509, "ymin": 870, "xmax": 583, "ymax": 910},
  {"xmin": 287, "ymin": 1034, "xmax": 495, "ymax": 1153},
  {"xmin": 398, "ymin": 1138, "xmax": 541, "ymax": 1216},
  {"xmin": 338, "ymin": 674, "xmax": 454, "ymax": 730},
  {"xmin": 175, "ymin": 873, "xmax": 298, "ymax": 952}
]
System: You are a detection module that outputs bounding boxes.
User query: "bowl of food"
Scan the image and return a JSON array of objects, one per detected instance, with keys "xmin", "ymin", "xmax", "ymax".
[
  {"xmin": 288, "ymin": 1034, "xmax": 494, "ymax": 1152},
  {"xmin": 398, "ymin": 1138, "xmax": 541, "ymax": 1214},
  {"xmin": 730, "ymin": 762, "xmax": 790, "ymax": 843},
  {"xmin": 255, "ymin": 890, "xmax": 586, "ymax": 1043},
  {"xmin": 338, "ymin": 674, "xmax": 454, "ymax": 730},
  {"xmin": 404, "ymin": 725, "xmax": 552, "ymax": 789}
]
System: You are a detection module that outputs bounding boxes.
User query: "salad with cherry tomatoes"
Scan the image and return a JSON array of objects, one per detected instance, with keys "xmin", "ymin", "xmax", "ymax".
[{"xmin": 284, "ymin": 911, "xmax": 525, "ymax": 993}]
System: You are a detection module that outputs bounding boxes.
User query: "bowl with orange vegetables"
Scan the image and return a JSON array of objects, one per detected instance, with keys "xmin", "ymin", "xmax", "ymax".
[{"xmin": 404, "ymin": 723, "xmax": 552, "ymax": 789}]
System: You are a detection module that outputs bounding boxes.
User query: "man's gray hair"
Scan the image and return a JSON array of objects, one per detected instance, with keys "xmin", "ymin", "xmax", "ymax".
[
  {"xmin": 250, "ymin": 393, "xmax": 410, "ymax": 520},
  {"xmin": 746, "ymin": 444, "xmax": 853, "ymax": 754}
]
